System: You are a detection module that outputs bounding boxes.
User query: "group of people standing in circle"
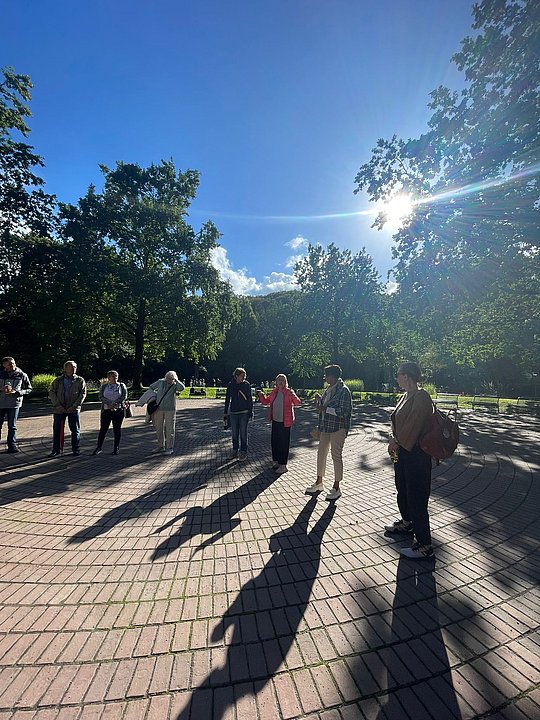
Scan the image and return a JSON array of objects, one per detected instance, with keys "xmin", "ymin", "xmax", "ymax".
[
  {"xmin": 4, "ymin": 355, "xmax": 435, "ymax": 561},
  {"xmin": 223, "ymin": 360, "xmax": 436, "ymax": 561}
]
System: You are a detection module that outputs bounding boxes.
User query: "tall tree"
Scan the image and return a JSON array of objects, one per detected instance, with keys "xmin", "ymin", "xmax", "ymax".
[
  {"xmin": 60, "ymin": 161, "xmax": 237, "ymax": 388},
  {"xmin": 354, "ymin": 0, "xmax": 540, "ymax": 385},
  {"xmin": 292, "ymin": 243, "xmax": 381, "ymax": 376}
]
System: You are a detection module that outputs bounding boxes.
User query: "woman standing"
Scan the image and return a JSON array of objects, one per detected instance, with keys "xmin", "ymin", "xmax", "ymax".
[
  {"xmin": 257, "ymin": 374, "xmax": 301, "ymax": 474},
  {"xmin": 93, "ymin": 371, "xmax": 128, "ymax": 455},
  {"xmin": 224, "ymin": 368, "xmax": 253, "ymax": 461},
  {"xmin": 305, "ymin": 365, "xmax": 352, "ymax": 501},
  {"xmin": 149, "ymin": 371, "xmax": 185, "ymax": 455},
  {"xmin": 386, "ymin": 361, "xmax": 435, "ymax": 559}
]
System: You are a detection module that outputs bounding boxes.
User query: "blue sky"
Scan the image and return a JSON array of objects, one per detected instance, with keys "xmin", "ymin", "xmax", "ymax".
[{"xmin": 3, "ymin": 0, "xmax": 475, "ymax": 294}]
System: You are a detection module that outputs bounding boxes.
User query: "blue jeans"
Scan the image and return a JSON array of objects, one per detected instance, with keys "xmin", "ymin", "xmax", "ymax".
[
  {"xmin": 52, "ymin": 412, "xmax": 81, "ymax": 452},
  {"xmin": 0, "ymin": 407, "xmax": 20, "ymax": 449},
  {"xmin": 229, "ymin": 412, "xmax": 249, "ymax": 452}
]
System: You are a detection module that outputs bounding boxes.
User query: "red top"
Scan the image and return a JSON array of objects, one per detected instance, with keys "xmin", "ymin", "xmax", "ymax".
[{"xmin": 259, "ymin": 387, "xmax": 301, "ymax": 428}]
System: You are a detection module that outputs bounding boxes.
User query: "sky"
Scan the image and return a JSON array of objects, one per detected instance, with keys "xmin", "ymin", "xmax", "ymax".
[{"xmin": 3, "ymin": 0, "xmax": 476, "ymax": 294}]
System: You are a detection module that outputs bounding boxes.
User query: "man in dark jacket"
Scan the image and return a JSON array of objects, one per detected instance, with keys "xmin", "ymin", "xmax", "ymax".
[
  {"xmin": 0, "ymin": 356, "xmax": 32, "ymax": 453},
  {"xmin": 48, "ymin": 360, "xmax": 87, "ymax": 456}
]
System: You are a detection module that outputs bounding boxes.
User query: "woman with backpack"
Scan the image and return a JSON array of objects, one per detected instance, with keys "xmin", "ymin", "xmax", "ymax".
[{"xmin": 386, "ymin": 361, "xmax": 435, "ymax": 559}]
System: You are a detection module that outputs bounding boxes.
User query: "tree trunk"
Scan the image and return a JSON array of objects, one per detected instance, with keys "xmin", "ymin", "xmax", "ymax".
[{"xmin": 132, "ymin": 297, "xmax": 146, "ymax": 391}]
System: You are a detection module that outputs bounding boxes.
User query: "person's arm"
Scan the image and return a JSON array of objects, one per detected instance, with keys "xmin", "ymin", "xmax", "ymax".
[
  {"xmin": 98, "ymin": 383, "xmax": 107, "ymax": 405},
  {"xmin": 49, "ymin": 378, "xmax": 59, "ymax": 407},
  {"xmin": 401, "ymin": 391, "xmax": 433, "ymax": 449},
  {"xmin": 120, "ymin": 384, "xmax": 128, "ymax": 404},
  {"xmin": 16, "ymin": 373, "xmax": 32, "ymax": 396},
  {"xmin": 288, "ymin": 388, "xmax": 302, "ymax": 407},
  {"xmin": 224, "ymin": 386, "xmax": 231, "ymax": 415},
  {"xmin": 175, "ymin": 380, "xmax": 185, "ymax": 393},
  {"xmin": 246, "ymin": 383, "xmax": 254, "ymax": 415},
  {"xmin": 258, "ymin": 388, "xmax": 276, "ymax": 406}
]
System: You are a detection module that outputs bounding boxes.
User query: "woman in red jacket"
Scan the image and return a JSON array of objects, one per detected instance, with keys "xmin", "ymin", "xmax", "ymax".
[{"xmin": 257, "ymin": 374, "xmax": 301, "ymax": 474}]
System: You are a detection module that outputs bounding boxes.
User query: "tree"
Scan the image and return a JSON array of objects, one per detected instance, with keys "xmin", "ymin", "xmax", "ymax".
[
  {"xmin": 0, "ymin": 66, "xmax": 55, "ymax": 255},
  {"xmin": 60, "ymin": 161, "xmax": 238, "ymax": 388},
  {"xmin": 292, "ymin": 243, "xmax": 382, "ymax": 376},
  {"xmin": 353, "ymin": 0, "xmax": 540, "ymax": 387}
]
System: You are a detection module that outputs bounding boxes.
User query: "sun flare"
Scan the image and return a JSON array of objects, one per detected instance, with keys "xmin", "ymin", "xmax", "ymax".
[{"xmin": 379, "ymin": 193, "xmax": 414, "ymax": 229}]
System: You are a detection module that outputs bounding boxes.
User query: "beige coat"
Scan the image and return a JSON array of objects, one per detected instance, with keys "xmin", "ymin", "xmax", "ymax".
[{"xmin": 391, "ymin": 389, "xmax": 433, "ymax": 451}]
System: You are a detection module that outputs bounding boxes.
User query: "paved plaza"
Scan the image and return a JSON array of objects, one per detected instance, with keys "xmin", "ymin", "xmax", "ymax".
[{"xmin": 0, "ymin": 399, "xmax": 538, "ymax": 720}]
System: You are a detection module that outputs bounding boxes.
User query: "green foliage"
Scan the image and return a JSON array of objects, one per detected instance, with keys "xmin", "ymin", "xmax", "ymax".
[
  {"xmin": 344, "ymin": 379, "xmax": 364, "ymax": 393},
  {"xmin": 30, "ymin": 373, "xmax": 55, "ymax": 396}
]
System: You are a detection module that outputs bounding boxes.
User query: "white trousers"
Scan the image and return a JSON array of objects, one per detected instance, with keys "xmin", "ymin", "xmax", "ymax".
[
  {"xmin": 153, "ymin": 410, "xmax": 176, "ymax": 450},
  {"xmin": 317, "ymin": 429, "xmax": 348, "ymax": 484}
]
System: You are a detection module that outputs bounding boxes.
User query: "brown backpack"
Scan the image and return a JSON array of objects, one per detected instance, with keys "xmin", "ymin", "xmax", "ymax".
[{"xmin": 419, "ymin": 404, "xmax": 460, "ymax": 462}]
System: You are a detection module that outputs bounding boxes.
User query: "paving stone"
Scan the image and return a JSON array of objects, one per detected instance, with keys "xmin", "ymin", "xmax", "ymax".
[{"xmin": 0, "ymin": 401, "xmax": 537, "ymax": 718}]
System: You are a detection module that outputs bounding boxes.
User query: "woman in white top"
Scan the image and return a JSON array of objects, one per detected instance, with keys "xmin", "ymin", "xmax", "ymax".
[{"xmin": 93, "ymin": 371, "xmax": 128, "ymax": 455}]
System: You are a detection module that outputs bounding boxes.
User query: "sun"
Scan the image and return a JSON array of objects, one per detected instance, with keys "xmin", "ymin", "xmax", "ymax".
[{"xmin": 378, "ymin": 193, "xmax": 414, "ymax": 230}]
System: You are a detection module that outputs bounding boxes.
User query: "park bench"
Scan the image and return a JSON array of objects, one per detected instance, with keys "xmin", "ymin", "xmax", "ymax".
[
  {"xmin": 215, "ymin": 387, "xmax": 227, "ymax": 399},
  {"xmin": 189, "ymin": 387, "xmax": 206, "ymax": 397},
  {"xmin": 472, "ymin": 395, "xmax": 500, "ymax": 413},
  {"xmin": 434, "ymin": 393, "xmax": 459, "ymax": 417},
  {"xmin": 515, "ymin": 397, "xmax": 540, "ymax": 416}
]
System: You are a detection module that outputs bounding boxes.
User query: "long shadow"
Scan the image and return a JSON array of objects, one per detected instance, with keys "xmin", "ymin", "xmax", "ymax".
[
  {"xmin": 176, "ymin": 497, "xmax": 336, "ymax": 720},
  {"xmin": 151, "ymin": 468, "xmax": 278, "ymax": 560},
  {"xmin": 374, "ymin": 558, "xmax": 462, "ymax": 719}
]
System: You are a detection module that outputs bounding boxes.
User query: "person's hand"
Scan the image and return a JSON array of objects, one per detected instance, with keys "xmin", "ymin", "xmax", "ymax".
[
  {"xmin": 3, "ymin": 384, "xmax": 12, "ymax": 394},
  {"xmin": 388, "ymin": 440, "xmax": 399, "ymax": 455}
]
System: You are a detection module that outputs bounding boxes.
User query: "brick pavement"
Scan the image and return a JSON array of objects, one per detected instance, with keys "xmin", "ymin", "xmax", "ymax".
[{"xmin": 0, "ymin": 399, "xmax": 538, "ymax": 720}]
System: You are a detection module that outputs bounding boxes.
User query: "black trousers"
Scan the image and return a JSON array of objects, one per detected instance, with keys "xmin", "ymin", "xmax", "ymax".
[
  {"xmin": 271, "ymin": 421, "xmax": 291, "ymax": 464},
  {"xmin": 97, "ymin": 409, "xmax": 125, "ymax": 449},
  {"xmin": 394, "ymin": 445, "xmax": 433, "ymax": 546}
]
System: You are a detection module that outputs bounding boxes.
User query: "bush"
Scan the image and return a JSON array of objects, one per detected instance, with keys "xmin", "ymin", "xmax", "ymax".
[
  {"xmin": 31, "ymin": 373, "xmax": 56, "ymax": 396},
  {"xmin": 422, "ymin": 382, "xmax": 437, "ymax": 397},
  {"xmin": 345, "ymin": 378, "xmax": 364, "ymax": 393}
]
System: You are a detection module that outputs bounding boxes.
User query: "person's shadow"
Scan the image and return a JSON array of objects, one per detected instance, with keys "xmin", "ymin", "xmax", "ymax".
[
  {"xmin": 150, "ymin": 469, "xmax": 278, "ymax": 560},
  {"xmin": 176, "ymin": 496, "xmax": 336, "ymax": 720},
  {"xmin": 375, "ymin": 557, "xmax": 461, "ymax": 719}
]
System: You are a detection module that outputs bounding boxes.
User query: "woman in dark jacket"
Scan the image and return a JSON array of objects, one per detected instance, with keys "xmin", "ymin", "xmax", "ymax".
[
  {"xmin": 93, "ymin": 371, "xmax": 128, "ymax": 455},
  {"xmin": 224, "ymin": 367, "xmax": 253, "ymax": 461},
  {"xmin": 386, "ymin": 361, "xmax": 434, "ymax": 559}
]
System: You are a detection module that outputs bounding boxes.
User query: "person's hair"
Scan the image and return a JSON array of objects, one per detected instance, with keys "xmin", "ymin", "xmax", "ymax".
[
  {"xmin": 64, "ymin": 360, "xmax": 77, "ymax": 370},
  {"xmin": 324, "ymin": 364, "xmax": 342, "ymax": 380},
  {"xmin": 276, "ymin": 373, "xmax": 288, "ymax": 386},
  {"xmin": 233, "ymin": 367, "xmax": 246, "ymax": 378},
  {"xmin": 1, "ymin": 356, "xmax": 14, "ymax": 363},
  {"xmin": 107, "ymin": 370, "xmax": 119, "ymax": 378},
  {"xmin": 397, "ymin": 361, "xmax": 423, "ymax": 383},
  {"xmin": 165, "ymin": 370, "xmax": 178, "ymax": 380}
]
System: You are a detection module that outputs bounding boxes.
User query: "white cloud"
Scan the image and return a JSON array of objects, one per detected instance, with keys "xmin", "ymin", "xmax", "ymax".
[
  {"xmin": 286, "ymin": 235, "xmax": 309, "ymax": 251},
  {"xmin": 210, "ymin": 246, "xmax": 261, "ymax": 295},
  {"xmin": 385, "ymin": 281, "xmax": 399, "ymax": 294},
  {"xmin": 285, "ymin": 253, "xmax": 303, "ymax": 269},
  {"xmin": 262, "ymin": 272, "xmax": 298, "ymax": 293}
]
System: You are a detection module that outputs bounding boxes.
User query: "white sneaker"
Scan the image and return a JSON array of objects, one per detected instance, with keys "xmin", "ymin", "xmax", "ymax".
[
  {"xmin": 325, "ymin": 488, "xmax": 342, "ymax": 501},
  {"xmin": 305, "ymin": 483, "xmax": 324, "ymax": 495},
  {"xmin": 164, "ymin": 449, "xmax": 173, "ymax": 455}
]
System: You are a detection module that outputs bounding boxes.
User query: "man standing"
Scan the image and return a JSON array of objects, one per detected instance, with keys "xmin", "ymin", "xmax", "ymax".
[
  {"xmin": 49, "ymin": 360, "xmax": 87, "ymax": 456},
  {"xmin": 0, "ymin": 356, "xmax": 32, "ymax": 453}
]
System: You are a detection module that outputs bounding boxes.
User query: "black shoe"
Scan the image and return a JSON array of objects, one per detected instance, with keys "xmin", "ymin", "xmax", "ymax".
[
  {"xmin": 113, "ymin": 448, "xmax": 119, "ymax": 455},
  {"xmin": 48, "ymin": 451, "xmax": 61, "ymax": 457},
  {"xmin": 6, "ymin": 446, "xmax": 19, "ymax": 454},
  {"xmin": 72, "ymin": 449, "xmax": 81, "ymax": 456},
  {"xmin": 92, "ymin": 448, "xmax": 102, "ymax": 456}
]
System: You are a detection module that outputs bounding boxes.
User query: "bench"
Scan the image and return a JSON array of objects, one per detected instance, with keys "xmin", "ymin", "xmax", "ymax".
[
  {"xmin": 434, "ymin": 393, "xmax": 459, "ymax": 417},
  {"xmin": 189, "ymin": 387, "xmax": 207, "ymax": 397},
  {"xmin": 515, "ymin": 397, "xmax": 540, "ymax": 416},
  {"xmin": 472, "ymin": 395, "xmax": 499, "ymax": 413},
  {"xmin": 215, "ymin": 388, "xmax": 227, "ymax": 399}
]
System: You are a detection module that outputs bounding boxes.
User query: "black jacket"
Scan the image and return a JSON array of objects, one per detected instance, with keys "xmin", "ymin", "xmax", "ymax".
[{"xmin": 224, "ymin": 380, "xmax": 253, "ymax": 415}]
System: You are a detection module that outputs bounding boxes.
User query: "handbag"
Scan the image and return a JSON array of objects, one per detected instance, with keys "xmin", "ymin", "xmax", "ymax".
[
  {"xmin": 419, "ymin": 404, "xmax": 459, "ymax": 463},
  {"xmin": 147, "ymin": 381, "xmax": 175, "ymax": 416},
  {"xmin": 124, "ymin": 401, "xmax": 133, "ymax": 418},
  {"xmin": 310, "ymin": 427, "xmax": 320, "ymax": 440}
]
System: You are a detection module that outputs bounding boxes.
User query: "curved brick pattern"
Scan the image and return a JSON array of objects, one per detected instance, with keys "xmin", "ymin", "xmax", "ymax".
[{"xmin": 0, "ymin": 400, "xmax": 538, "ymax": 719}]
